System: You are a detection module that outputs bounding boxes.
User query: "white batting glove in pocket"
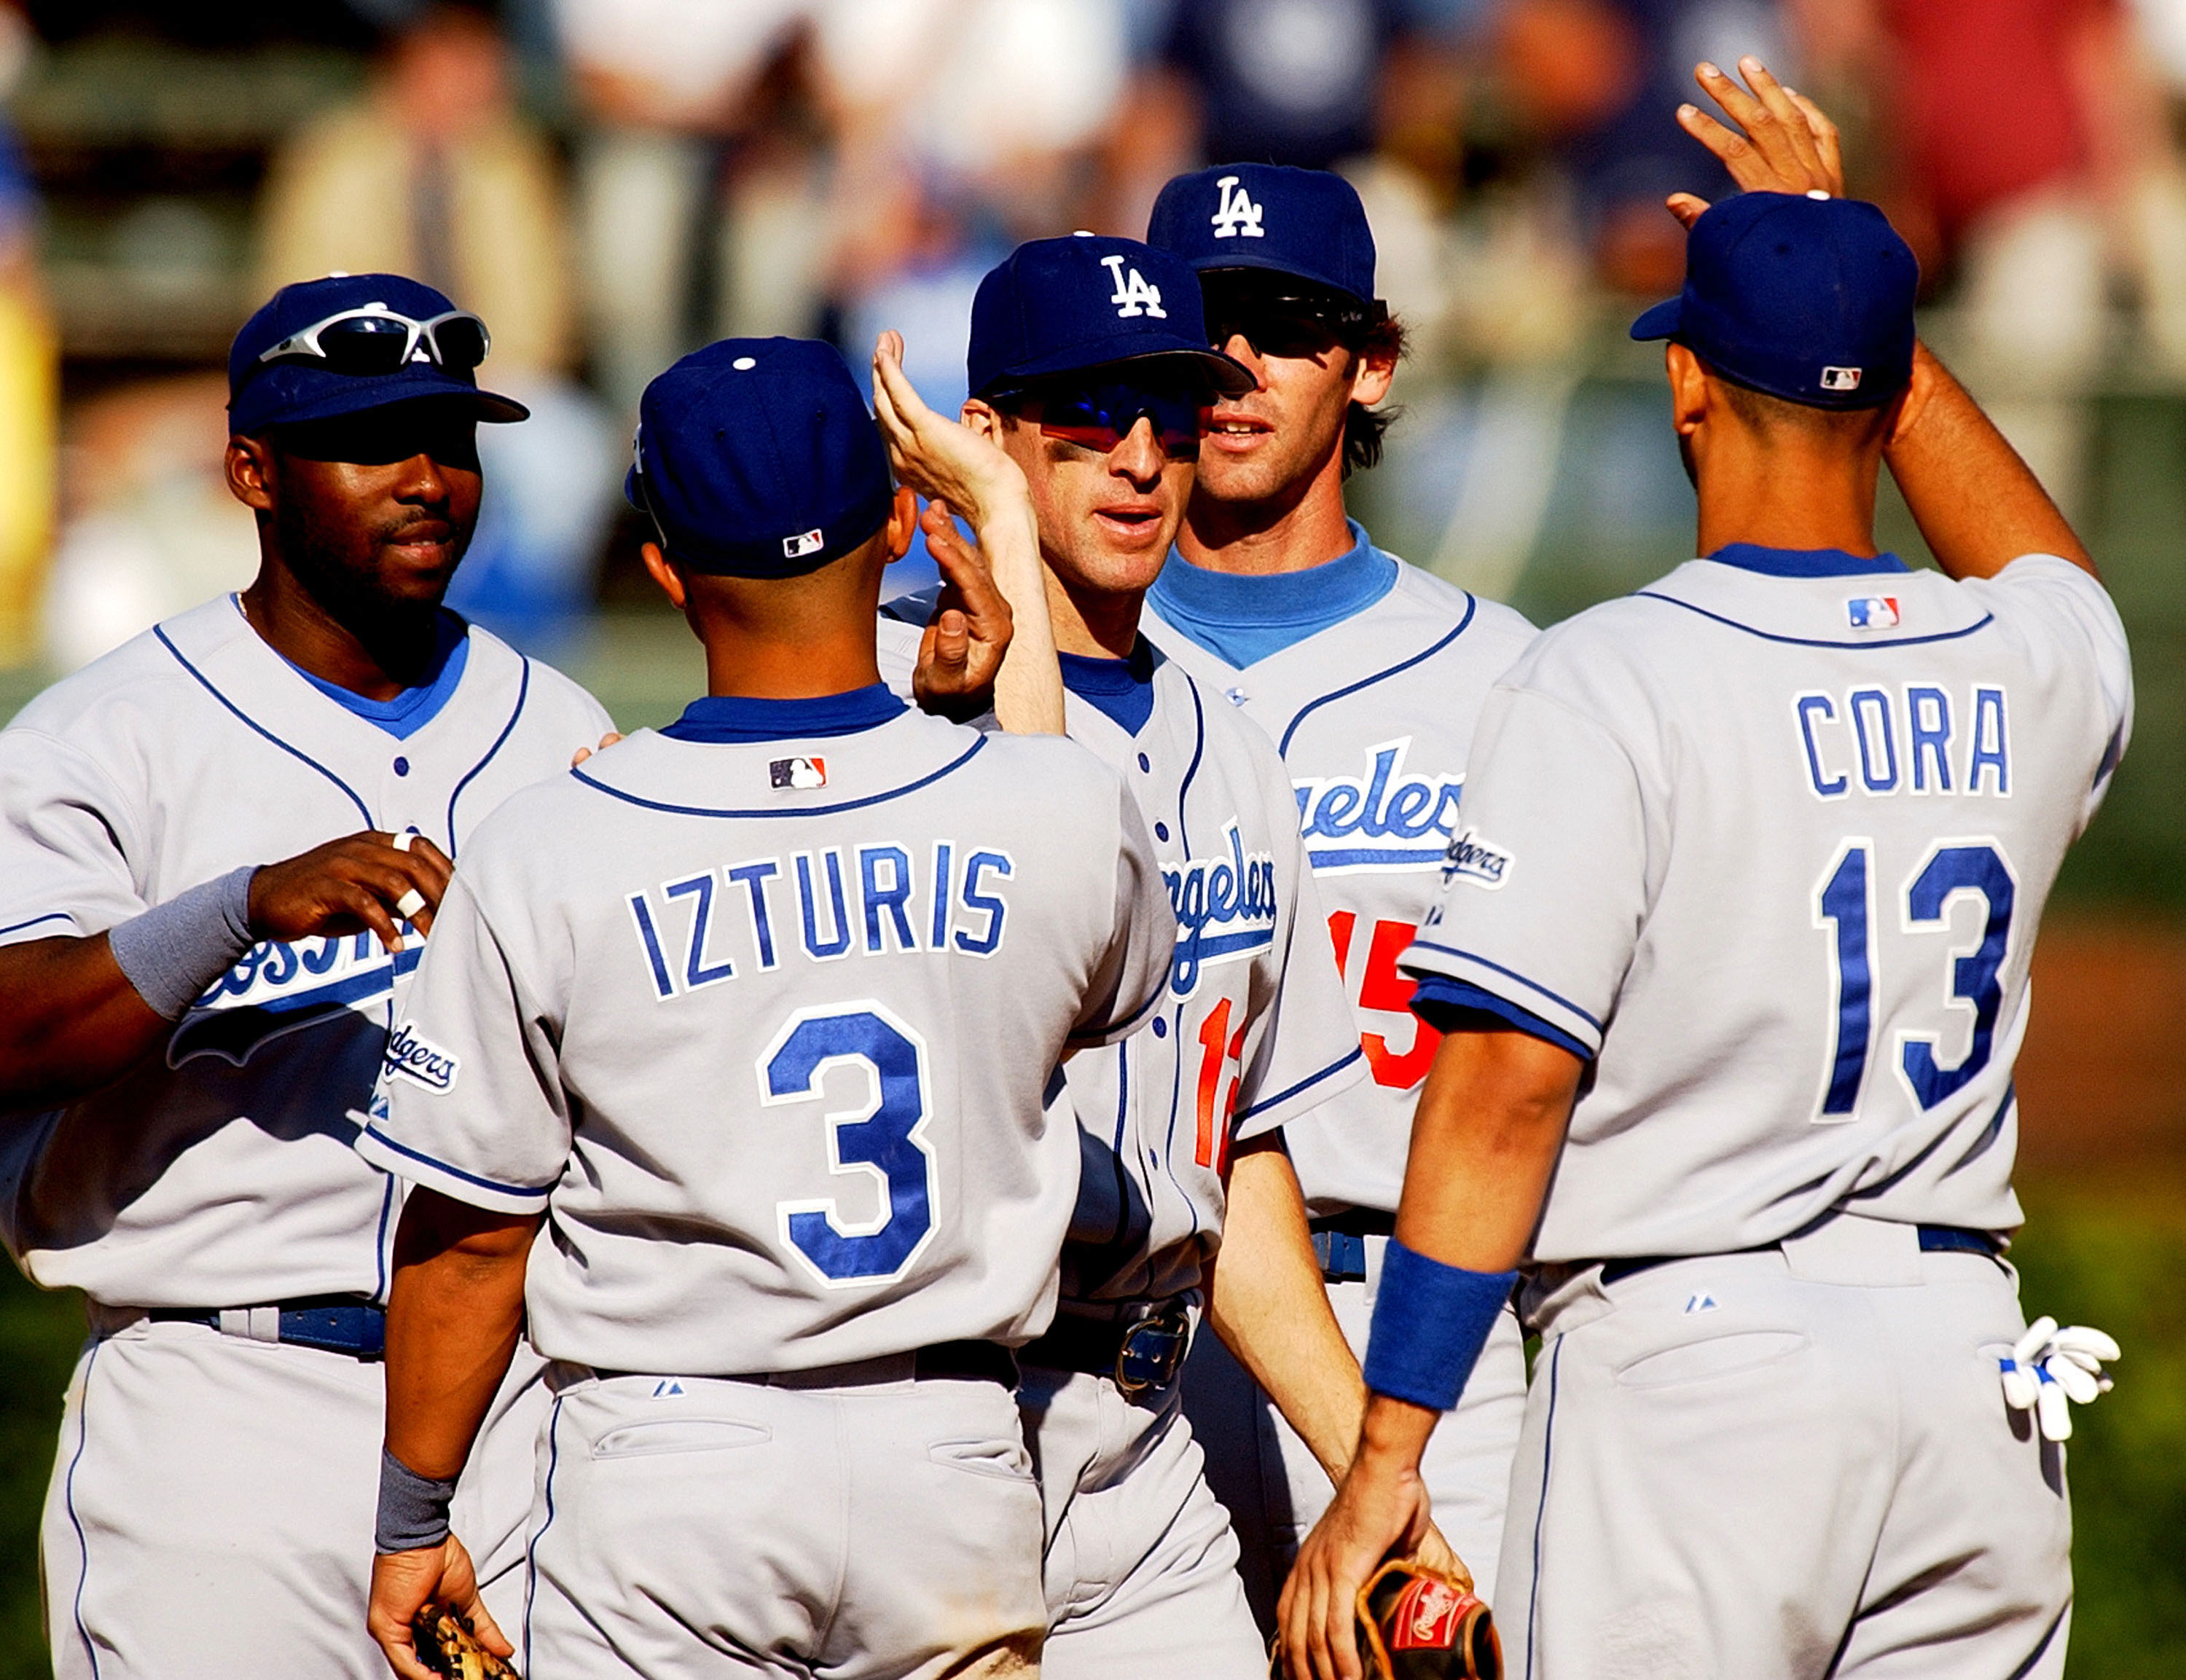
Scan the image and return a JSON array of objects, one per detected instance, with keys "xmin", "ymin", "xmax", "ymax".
[{"xmin": 1999, "ymin": 1316, "xmax": 2120, "ymax": 1440}]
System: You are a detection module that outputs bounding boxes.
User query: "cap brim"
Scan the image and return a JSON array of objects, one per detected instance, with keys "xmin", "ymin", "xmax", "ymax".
[
  {"xmin": 991, "ymin": 345, "xmax": 1257, "ymax": 400},
  {"xmin": 238, "ymin": 366, "xmax": 530, "ymax": 433},
  {"xmin": 1189, "ymin": 256, "xmax": 1375, "ymax": 312},
  {"xmin": 1629, "ymin": 297, "xmax": 1683, "ymax": 342}
]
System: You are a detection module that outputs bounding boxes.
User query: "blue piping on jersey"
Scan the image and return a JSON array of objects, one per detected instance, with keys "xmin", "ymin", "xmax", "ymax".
[
  {"xmin": 1411, "ymin": 976, "xmax": 1591, "ymax": 1064},
  {"xmin": 1277, "ymin": 596, "xmax": 1479, "ymax": 756},
  {"xmin": 1174, "ymin": 675, "xmax": 1208, "ymax": 857},
  {"xmin": 1524, "ymin": 1335, "xmax": 1562, "ymax": 1680},
  {"xmin": 1159, "ymin": 1002, "xmax": 1198, "ymax": 1267},
  {"xmin": 66, "ymin": 1338, "xmax": 101, "ymax": 1679},
  {"xmin": 2006, "ymin": 1604, "xmax": 2070, "ymax": 1680},
  {"xmin": 372, "ymin": 1174, "xmax": 396, "ymax": 1305},
  {"xmin": 524, "ymin": 1392, "xmax": 565, "ymax": 1677},
  {"xmin": 1070, "ymin": 975, "xmax": 1168, "ymax": 1045},
  {"xmin": 1405, "ymin": 940, "xmax": 1606, "ymax": 1035},
  {"xmin": 444, "ymin": 656, "xmax": 533, "ymax": 854},
  {"xmin": 361, "ymin": 1124, "xmax": 554, "ymax": 1205},
  {"xmin": 0, "ymin": 910, "xmax": 74, "ymax": 941},
  {"xmin": 282, "ymin": 611, "xmax": 471, "ymax": 738},
  {"xmin": 154, "ymin": 625, "xmax": 375, "ymax": 827},
  {"xmin": 1232, "ymin": 1044, "xmax": 1364, "ymax": 1125},
  {"xmin": 2094, "ymin": 721, "xmax": 2124, "ymax": 790},
  {"xmin": 1634, "ymin": 592, "xmax": 1996, "ymax": 650},
  {"xmin": 1705, "ymin": 544, "xmax": 1910, "ymax": 578},
  {"xmin": 571, "ymin": 734, "xmax": 987, "ymax": 820}
]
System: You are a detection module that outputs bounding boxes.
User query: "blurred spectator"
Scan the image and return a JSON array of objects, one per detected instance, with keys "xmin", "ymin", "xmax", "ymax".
[
  {"xmin": 553, "ymin": 0, "xmax": 805, "ymax": 414},
  {"xmin": 42, "ymin": 376, "xmax": 254, "ymax": 674},
  {"xmin": 1492, "ymin": 0, "xmax": 1784, "ymax": 294},
  {"xmin": 0, "ymin": 0, "xmax": 55, "ymax": 670},
  {"xmin": 255, "ymin": 0, "xmax": 615, "ymax": 654}
]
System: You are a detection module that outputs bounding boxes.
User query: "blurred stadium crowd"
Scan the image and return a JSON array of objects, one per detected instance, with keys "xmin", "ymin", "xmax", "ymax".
[{"xmin": 12, "ymin": 0, "xmax": 2186, "ymax": 672}]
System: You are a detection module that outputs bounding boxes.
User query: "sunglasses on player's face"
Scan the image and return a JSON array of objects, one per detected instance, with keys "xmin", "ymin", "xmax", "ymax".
[
  {"xmin": 1014, "ymin": 381, "xmax": 1210, "ymax": 460},
  {"xmin": 254, "ymin": 303, "xmax": 493, "ymax": 379},
  {"xmin": 1203, "ymin": 291, "xmax": 1380, "ymax": 362}
]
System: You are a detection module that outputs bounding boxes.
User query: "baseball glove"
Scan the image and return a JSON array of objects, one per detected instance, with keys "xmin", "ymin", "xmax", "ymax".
[
  {"xmin": 1353, "ymin": 1558, "xmax": 1500, "ymax": 1680},
  {"xmin": 411, "ymin": 1604, "xmax": 519, "ymax": 1680}
]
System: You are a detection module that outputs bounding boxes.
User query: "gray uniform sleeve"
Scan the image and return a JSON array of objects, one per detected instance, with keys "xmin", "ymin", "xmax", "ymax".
[
  {"xmin": 1400, "ymin": 684, "xmax": 1652, "ymax": 1059},
  {"xmin": 354, "ymin": 868, "xmax": 571, "ymax": 1216},
  {"xmin": 0, "ymin": 727, "xmax": 146, "ymax": 945},
  {"xmin": 1070, "ymin": 777, "xmax": 1172, "ymax": 1046},
  {"xmin": 1230, "ymin": 783, "xmax": 1367, "ymax": 1143}
]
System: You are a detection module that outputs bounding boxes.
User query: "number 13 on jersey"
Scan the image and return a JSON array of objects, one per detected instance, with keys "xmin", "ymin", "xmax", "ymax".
[{"xmin": 1813, "ymin": 836, "xmax": 2018, "ymax": 1121}]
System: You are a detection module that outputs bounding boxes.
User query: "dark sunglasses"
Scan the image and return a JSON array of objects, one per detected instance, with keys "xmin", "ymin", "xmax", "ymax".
[
  {"xmin": 1014, "ymin": 381, "xmax": 1209, "ymax": 460},
  {"xmin": 254, "ymin": 303, "xmax": 492, "ymax": 379},
  {"xmin": 1204, "ymin": 291, "xmax": 1385, "ymax": 360}
]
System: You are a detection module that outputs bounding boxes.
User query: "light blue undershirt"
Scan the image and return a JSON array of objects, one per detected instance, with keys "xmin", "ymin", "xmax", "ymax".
[
  {"xmin": 1145, "ymin": 518, "xmax": 1399, "ymax": 668},
  {"xmin": 280, "ymin": 608, "xmax": 471, "ymax": 740}
]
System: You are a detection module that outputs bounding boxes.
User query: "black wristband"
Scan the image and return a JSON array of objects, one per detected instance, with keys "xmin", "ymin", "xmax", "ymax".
[{"xmin": 375, "ymin": 1448, "xmax": 458, "ymax": 1554}]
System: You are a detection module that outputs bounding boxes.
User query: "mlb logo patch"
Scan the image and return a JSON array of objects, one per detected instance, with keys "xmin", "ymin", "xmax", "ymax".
[
  {"xmin": 783, "ymin": 527, "xmax": 825, "ymax": 559},
  {"xmin": 1846, "ymin": 596, "xmax": 1900, "ymax": 630},
  {"xmin": 769, "ymin": 755, "xmax": 826, "ymax": 790},
  {"xmin": 1820, "ymin": 365, "xmax": 1863, "ymax": 392}
]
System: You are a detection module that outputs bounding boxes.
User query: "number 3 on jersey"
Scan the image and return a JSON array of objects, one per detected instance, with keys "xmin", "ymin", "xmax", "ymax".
[
  {"xmin": 1813, "ymin": 838, "xmax": 2017, "ymax": 1120},
  {"xmin": 760, "ymin": 1002, "xmax": 936, "ymax": 1286}
]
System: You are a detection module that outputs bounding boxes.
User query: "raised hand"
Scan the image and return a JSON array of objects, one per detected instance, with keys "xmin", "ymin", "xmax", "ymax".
[
  {"xmin": 1667, "ymin": 55, "xmax": 1846, "ymax": 228},
  {"xmin": 870, "ymin": 329, "xmax": 1027, "ymax": 527}
]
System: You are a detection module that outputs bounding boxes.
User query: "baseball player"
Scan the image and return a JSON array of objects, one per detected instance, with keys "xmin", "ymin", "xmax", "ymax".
[
  {"xmin": 876, "ymin": 235, "xmax": 1382, "ymax": 1677},
  {"xmin": 0, "ymin": 272, "xmax": 613, "ymax": 1678},
  {"xmin": 358, "ymin": 336, "xmax": 1173, "ymax": 1680},
  {"xmin": 1140, "ymin": 162, "xmax": 1536, "ymax": 1622},
  {"xmin": 1282, "ymin": 67, "xmax": 2132, "ymax": 1680}
]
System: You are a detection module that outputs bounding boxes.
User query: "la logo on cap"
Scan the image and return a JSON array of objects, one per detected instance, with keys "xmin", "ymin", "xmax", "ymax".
[
  {"xmin": 1210, "ymin": 175, "xmax": 1264, "ymax": 240},
  {"xmin": 1100, "ymin": 254, "xmax": 1167, "ymax": 319},
  {"xmin": 783, "ymin": 527, "xmax": 824, "ymax": 559}
]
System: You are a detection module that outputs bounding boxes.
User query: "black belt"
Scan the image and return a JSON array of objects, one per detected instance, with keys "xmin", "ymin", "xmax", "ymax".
[
  {"xmin": 146, "ymin": 1295, "xmax": 386, "ymax": 1360},
  {"xmin": 1019, "ymin": 1300, "xmax": 1191, "ymax": 1397},
  {"xmin": 595, "ymin": 1339, "xmax": 1019, "ymax": 1389},
  {"xmin": 1599, "ymin": 1224, "xmax": 2005, "ymax": 1287},
  {"xmin": 1309, "ymin": 1208, "xmax": 1397, "ymax": 1283}
]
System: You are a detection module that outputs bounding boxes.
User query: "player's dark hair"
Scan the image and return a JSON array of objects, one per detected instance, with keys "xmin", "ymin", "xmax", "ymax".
[
  {"xmin": 1341, "ymin": 312, "xmax": 1407, "ymax": 478},
  {"xmin": 1707, "ymin": 361, "xmax": 1895, "ymax": 447}
]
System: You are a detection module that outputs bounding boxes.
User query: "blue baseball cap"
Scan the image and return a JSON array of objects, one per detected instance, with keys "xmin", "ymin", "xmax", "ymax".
[
  {"xmin": 1631, "ymin": 192, "xmax": 1918, "ymax": 410},
  {"xmin": 967, "ymin": 235, "xmax": 1254, "ymax": 401},
  {"xmin": 625, "ymin": 337, "xmax": 896, "ymax": 578},
  {"xmin": 227, "ymin": 272, "xmax": 528, "ymax": 436},
  {"xmin": 1146, "ymin": 164, "xmax": 1379, "ymax": 309}
]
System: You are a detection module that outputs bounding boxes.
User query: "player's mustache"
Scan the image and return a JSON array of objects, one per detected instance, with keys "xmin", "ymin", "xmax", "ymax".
[{"xmin": 377, "ymin": 510, "xmax": 458, "ymax": 545}]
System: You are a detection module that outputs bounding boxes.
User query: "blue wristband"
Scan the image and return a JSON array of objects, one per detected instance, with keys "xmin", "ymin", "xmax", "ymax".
[{"xmin": 1363, "ymin": 1239, "xmax": 1517, "ymax": 1413}]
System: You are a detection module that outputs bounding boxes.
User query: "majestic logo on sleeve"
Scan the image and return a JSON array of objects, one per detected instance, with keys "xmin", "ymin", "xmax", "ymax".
[
  {"xmin": 167, "ymin": 931, "xmax": 420, "ymax": 1068},
  {"xmin": 383, "ymin": 1020, "xmax": 460, "ymax": 1091},
  {"xmin": 1164, "ymin": 820, "xmax": 1277, "ymax": 997},
  {"xmin": 1210, "ymin": 175, "xmax": 1266, "ymax": 239},
  {"xmin": 1293, "ymin": 738, "xmax": 1465, "ymax": 874},
  {"xmin": 1100, "ymin": 254, "xmax": 1167, "ymax": 319}
]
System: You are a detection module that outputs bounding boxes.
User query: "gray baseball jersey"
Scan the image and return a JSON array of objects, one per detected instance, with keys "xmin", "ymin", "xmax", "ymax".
[
  {"xmin": 1144, "ymin": 547, "xmax": 1535, "ymax": 1214},
  {"xmin": 1403, "ymin": 551, "xmax": 2133, "ymax": 1261},
  {"xmin": 356, "ymin": 694, "xmax": 1172, "ymax": 1375},
  {"xmin": 877, "ymin": 611, "xmax": 1364, "ymax": 1306},
  {"xmin": 0, "ymin": 593, "xmax": 611, "ymax": 1308}
]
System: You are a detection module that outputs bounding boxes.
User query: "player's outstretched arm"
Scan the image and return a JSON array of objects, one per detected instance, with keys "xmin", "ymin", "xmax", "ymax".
[
  {"xmin": 1279, "ymin": 1027, "xmax": 1582, "ymax": 1680},
  {"xmin": 1665, "ymin": 59, "xmax": 2096, "ymax": 581},
  {"xmin": 369, "ymin": 1188, "xmax": 540, "ymax": 1680},
  {"xmin": 872, "ymin": 330, "xmax": 1066, "ymax": 733},
  {"xmin": 1204, "ymin": 1136, "xmax": 1366, "ymax": 1482},
  {"xmin": 0, "ymin": 831, "xmax": 452, "ymax": 1112}
]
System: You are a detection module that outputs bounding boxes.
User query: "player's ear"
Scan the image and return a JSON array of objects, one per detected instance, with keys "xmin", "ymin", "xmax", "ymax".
[
  {"xmin": 960, "ymin": 399, "xmax": 1003, "ymax": 443},
  {"xmin": 882, "ymin": 484, "xmax": 918, "ymax": 562},
  {"xmin": 225, "ymin": 433, "xmax": 278, "ymax": 515},
  {"xmin": 1350, "ymin": 338, "xmax": 1398, "ymax": 407},
  {"xmin": 1666, "ymin": 342, "xmax": 1710, "ymax": 438},
  {"xmin": 639, "ymin": 541, "xmax": 689, "ymax": 612}
]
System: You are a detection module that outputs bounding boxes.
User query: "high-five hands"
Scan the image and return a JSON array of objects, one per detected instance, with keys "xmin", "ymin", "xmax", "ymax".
[{"xmin": 1667, "ymin": 55, "xmax": 1846, "ymax": 227}]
